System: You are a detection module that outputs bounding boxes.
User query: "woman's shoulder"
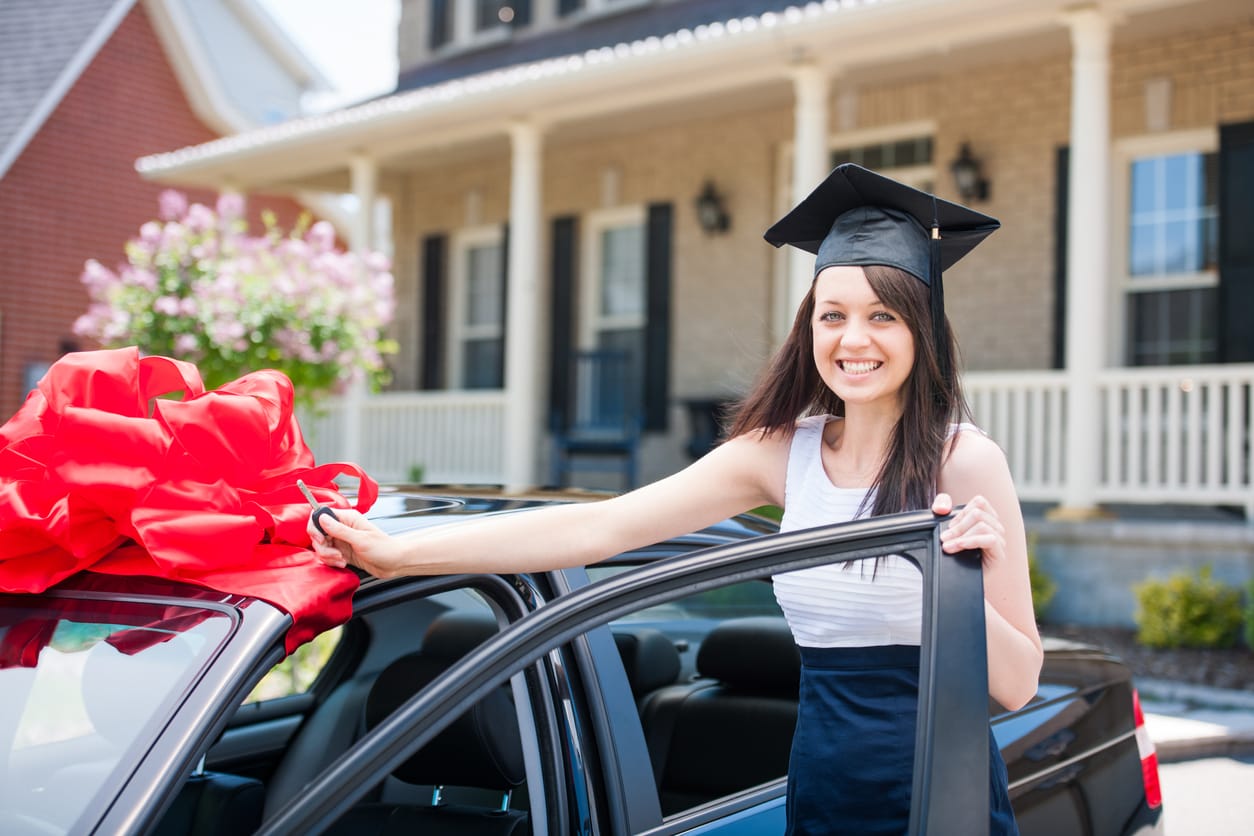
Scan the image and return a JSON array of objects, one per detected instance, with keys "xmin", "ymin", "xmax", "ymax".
[{"xmin": 942, "ymin": 425, "xmax": 1009, "ymax": 479}]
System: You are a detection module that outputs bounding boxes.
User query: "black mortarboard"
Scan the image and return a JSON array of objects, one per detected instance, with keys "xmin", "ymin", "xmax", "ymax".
[{"xmin": 764, "ymin": 163, "xmax": 999, "ymax": 383}]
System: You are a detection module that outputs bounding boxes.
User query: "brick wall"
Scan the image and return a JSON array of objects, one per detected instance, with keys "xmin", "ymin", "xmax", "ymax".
[{"xmin": 0, "ymin": 4, "xmax": 311, "ymax": 420}]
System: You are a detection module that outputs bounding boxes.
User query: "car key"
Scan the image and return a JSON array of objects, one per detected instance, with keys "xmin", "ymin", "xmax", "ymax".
[{"xmin": 297, "ymin": 479, "xmax": 340, "ymax": 536}]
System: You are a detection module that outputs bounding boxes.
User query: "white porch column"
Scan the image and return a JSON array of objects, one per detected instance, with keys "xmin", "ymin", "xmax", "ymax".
[
  {"xmin": 1056, "ymin": 7, "xmax": 1112, "ymax": 517},
  {"xmin": 788, "ymin": 64, "xmax": 830, "ymax": 319},
  {"xmin": 503, "ymin": 121, "xmax": 545, "ymax": 491},
  {"xmin": 345, "ymin": 154, "xmax": 378, "ymax": 466}
]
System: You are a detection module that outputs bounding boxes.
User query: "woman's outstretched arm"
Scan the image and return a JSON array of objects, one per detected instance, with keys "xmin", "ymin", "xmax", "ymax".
[{"xmin": 309, "ymin": 429, "xmax": 790, "ymax": 579}]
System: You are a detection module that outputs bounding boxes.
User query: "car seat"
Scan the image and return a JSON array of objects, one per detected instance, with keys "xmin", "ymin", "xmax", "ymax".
[
  {"xmin": 321, "ymin": 610, "xmax": 528, "ymax": 835},
  {"xmin": 639, "ymin": 616, "xmax": 801, "ymax": 815}
]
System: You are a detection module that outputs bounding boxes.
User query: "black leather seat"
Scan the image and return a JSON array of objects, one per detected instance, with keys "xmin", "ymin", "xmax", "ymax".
[
  {"xmin": 612, "ymin": 626, "xmax": 682, "ymax": 708},
  {"xmin": 153, "ymin": 772, "xmax": 264, "ymax": 836},
  {"xmin": 639, "ymin": 617, "xmax": 801, "ymax": 815},
  {"xmin": 324, "ymin": 610, "xmax": 528, "ymax": 835}
]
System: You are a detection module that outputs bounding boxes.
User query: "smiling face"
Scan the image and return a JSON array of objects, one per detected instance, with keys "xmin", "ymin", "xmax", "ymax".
[{"xmin": 811, "ymin": 265, "xmax": 916, "ymax": 413}]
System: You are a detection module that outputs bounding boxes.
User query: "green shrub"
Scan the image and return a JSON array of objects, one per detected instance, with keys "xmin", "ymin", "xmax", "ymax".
[
  {"xmin": 1245, "ymin": 579, "xmax": 1254, "ymax": 649},
  {"xmin": 1028, "ymin": 545, "xmax": 1056, "ymax": 622},
  {"xmin": 1133, "ymin": 565, "xmax": 1243, "ymax": 649}
]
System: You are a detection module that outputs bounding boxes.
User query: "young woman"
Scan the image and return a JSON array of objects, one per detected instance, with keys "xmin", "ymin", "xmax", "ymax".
[{"xmin": 309, "ymin": 165, "xmax": 1041, "ymax": 834}]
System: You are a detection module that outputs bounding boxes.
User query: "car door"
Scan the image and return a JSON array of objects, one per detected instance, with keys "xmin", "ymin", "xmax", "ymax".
[{"xmin": 255, "ymin": 509, "xmax": 990, "ymax": 836}]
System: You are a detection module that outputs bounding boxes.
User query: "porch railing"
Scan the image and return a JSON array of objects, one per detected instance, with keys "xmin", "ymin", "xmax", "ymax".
[
  {"xmin": 302, "ymin": 364, "xmax": 1253, "ymax": 515},
  {"xmin": 965, "ymin": 364, "xmax": 1254, "ymax": 514},
  {"xmin": 300, "ymin": 390, "xmax": 508, "ymax": 485}
]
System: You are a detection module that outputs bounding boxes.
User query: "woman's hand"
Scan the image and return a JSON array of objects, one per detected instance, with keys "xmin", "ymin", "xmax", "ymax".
[
  {"xmin": 931, "ymin": 492, "xmax": 1007, "ymax": 567},
  {"xmin": 308, "ymin": 509, "xmax": 405, "ymax": 577}
]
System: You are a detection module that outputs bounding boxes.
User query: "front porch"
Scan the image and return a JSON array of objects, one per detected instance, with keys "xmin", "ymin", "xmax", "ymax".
[{"xmin": 303, "ymin": 361, "xmax": 1254, "ymax": 519}]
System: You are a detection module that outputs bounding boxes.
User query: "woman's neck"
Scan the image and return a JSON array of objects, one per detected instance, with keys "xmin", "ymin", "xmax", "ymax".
[{"xmin": 824, "ymin": 402, "xmax": 902, "ymax": 484}]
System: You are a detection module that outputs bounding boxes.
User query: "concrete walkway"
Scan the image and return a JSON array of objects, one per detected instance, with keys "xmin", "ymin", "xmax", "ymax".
[{"xmin": 1138, "ymin": 679, "xmax": 1254, "ymax": 762}]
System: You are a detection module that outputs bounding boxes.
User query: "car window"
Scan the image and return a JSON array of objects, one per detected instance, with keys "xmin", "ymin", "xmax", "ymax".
[
  {"xmin": 244, "ymin": 626, "xmax": 343, "ymax": 703},
  {"xmin": 587, "ymin": 568, "xmax": 782, "ymax": 621},
  {"xmin": 0, "ymin": 595, "xmax": 231, "ymax": 834}
]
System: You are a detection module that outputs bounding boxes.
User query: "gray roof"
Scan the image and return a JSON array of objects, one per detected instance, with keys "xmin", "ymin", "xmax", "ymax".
[
  {"xmin": 396, "ymin": 0, "xmax": 806, "ymax": 92},
  {"xmin": 0, "ymin": 0, "xmax": 131, "ymax": 177}
]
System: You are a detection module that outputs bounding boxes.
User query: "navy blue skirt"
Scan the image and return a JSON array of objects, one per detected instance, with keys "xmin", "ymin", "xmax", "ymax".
[{"xmin": 785, "ymin": 645, "xmax": 1018, "ymax": 836}]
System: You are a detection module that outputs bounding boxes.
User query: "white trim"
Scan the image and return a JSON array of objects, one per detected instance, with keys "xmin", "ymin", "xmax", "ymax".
[
  {"xmin": 448, "ymin": 224, "xmax": 506, "ymax": 388},
  {"xmin": 579, "ymin": 205, "xmax": 647, "ymax": 349},
  {"xmin": 565, "ymin": 0, "xmax": 653, "ymax": 24},
  {"xmin": 0, "ymin": 0, "xmax": 135, "ymax": 181},
  {"xmin": 144, "ymin": 0, "xmax": 252, "ymax": 134},
  {"xmin": 224, "ymin": 0, "xmax": 333, "ymax": 90},
  {"xmin": 1123, "ymin": 271, "xmax": 1216, "ymax": 293},
  {"xmin": 828, "ymin": 120, "xmax": 937, "ymax": 151},
  {"xmin": 1110, "ymin": 128, "xmax": 1220, "ymax": 363}
]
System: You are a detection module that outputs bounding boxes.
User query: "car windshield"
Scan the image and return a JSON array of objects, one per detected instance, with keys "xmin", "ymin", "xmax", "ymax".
[{"xmin": 0, "ymin": 593, "xmax": 231, "ymax": 833}]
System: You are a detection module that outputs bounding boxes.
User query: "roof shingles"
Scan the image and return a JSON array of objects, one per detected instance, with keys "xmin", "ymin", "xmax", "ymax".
[{"xmin": 0, "ymin": 0, "xmax": 132, "ymax": 171}]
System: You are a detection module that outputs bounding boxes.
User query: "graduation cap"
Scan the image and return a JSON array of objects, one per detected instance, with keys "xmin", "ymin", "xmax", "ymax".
[{"xmin": 764, "ymin": 163, "xmax": 999, "ymax": 383}]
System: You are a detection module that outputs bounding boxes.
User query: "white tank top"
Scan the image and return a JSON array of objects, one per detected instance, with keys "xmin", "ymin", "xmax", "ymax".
[{"xmin": 772, "ymin": 415, "xmax": 980, "ymax": 648}]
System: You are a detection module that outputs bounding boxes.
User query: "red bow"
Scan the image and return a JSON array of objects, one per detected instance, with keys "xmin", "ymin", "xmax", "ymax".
[{"xmin": 0, "ymin": 348, "xmax": 374, "ymax": 654}]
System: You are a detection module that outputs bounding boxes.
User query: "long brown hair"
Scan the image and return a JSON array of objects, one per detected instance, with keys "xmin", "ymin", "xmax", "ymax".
[{"xmin": 727, "ymin": 264, "xmax": 970, "ymax": 517}]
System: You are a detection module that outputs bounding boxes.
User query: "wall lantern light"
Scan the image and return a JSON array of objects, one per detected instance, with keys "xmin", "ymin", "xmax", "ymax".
[
  {"xmin": 949, "ymin": 143, "xmax": 990, "ymax": 203},
  {"xmin": 694, "ymin": 181, "xmax": 731, "ymax": 234}
]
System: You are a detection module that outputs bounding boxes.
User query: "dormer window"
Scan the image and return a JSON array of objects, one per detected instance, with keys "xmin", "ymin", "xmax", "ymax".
[{"xmin": 429, "ymin": 0, "xmax": 531, "ymax": 52}]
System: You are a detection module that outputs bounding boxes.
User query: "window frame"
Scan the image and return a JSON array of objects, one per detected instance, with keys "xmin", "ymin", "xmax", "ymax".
[
  {"xmin": 447, "ymin": 224, "xmax": 506, "ymax": 390},
  {"xmin": 1111, "ymin": 128, "xmax": 1219, "ymax": 365},
  {"xmin": 561, "ymin": 0, "xmax": 652, "ymax": 22},
  {"xmin": 578, "ymin": 205, "xmax": 647, "ymax": 352}
]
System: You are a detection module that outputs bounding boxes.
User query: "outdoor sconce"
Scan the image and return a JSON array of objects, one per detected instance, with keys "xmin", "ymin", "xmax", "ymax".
[
  {"xmin": 949, "ymin": 143, "xmax": 990, "ymax": 202},
  {"xmin": 695, "ymin": 181, "xmax": 731, "ymax": 234}
]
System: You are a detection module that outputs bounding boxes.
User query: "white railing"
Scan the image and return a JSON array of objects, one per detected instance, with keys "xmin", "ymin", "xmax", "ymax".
[
  {"xmin": 1095, "ymin": 365, "xmax": 1252, "ymax": 509},
  {"xmin": 301, "ymin": 365, "xmax": 1253, "ymax": 514},
  {"xmin": 964, "ymin": 371, "xmax": 1069, "ymax": 502},
  {"xmin": 966, "ymin": 364, "xmax": 1254, "ymax": 514},
  {"xmin": 300, "ymin": 390, "xmax": 508, "ymax": 485}
]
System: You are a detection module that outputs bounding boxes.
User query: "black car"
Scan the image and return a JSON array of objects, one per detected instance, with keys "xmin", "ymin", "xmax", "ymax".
[{"xmin": 0, "ymin": 490, "xmax": 1164, "ymax": 835}]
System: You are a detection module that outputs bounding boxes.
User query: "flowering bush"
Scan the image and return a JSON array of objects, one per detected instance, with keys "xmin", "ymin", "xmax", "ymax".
[{"xmin": 74, "ymin": 190, "xmax": 397, "ymax": 404}]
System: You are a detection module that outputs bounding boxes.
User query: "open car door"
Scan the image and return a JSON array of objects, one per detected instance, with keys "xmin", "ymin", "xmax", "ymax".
[{"xmin": 260, "ymin": 510, "xmax": 990, "ymax": 836}]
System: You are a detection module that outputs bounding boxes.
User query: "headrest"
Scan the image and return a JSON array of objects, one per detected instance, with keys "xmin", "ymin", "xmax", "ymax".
[
  {"xmin": 364, "ymin": 609, "xmax": 524, "ymax": 790},
  {"xmin": 81, "ymin": 634, "xmax": 195, "ymax": 746},
  {"xmin": 613, "ymin": 627, "xmax": 681, "ymax": 697},
  {"xmin": 695, "ymin": 617, "xmax": 800, "ymax": 693},
  {"xmin": 421, "ymin": 609, "xmax": 502, "ymax": 660}
]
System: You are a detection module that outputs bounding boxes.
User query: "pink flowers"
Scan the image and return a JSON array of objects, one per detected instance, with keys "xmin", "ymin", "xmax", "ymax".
[{"xmin": 74, "ymin": 190, "xmax": 397, "ymax": 403}]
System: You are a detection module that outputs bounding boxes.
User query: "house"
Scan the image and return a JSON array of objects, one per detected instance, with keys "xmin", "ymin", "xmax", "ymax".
[
  {"xmin": 0, "ymin": 0, "xmax": 333, "ymax": 419},
  {"xmin": 134, "ymin": 0, "xmax": 1253, "ymax": 536}
]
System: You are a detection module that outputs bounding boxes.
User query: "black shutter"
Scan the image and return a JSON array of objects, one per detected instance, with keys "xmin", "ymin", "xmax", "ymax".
[
  {"xmin": 511, "ymin": 0, "xmax": 532, "ymax": 27},
  {"xmin": 558, "ymin": 0, "xmax": 583, "ymax": 17},
  {"xmin": 644, "ymin": 203, "xmax": 672, "ymax": 432},
  {"xmin": 1218, "ymin": 120, "xmax": 1254, "ymax": 362},
  {"xmin": 420, "ymin": 234, "xmax": 447, "ymax": 390},
  {"xmin": 549, "ymin": 217, "xmax": 577, "ymax": 431},
  {"xmin": 429, "ymin": 0, "xmax": 450, "ymax": 50},
  {"xmin": 1053, "ymin": 146, "xmax": 1069, "ymax": 370}
]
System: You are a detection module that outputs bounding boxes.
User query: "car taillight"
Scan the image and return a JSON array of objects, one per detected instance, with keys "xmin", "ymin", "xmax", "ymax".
[{"xmin": 1132, "ymin": 688, "xmax": 1163, "ymax": 809}]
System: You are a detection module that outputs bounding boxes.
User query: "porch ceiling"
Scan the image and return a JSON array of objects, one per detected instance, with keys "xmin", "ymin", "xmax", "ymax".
[{"xmin": 136, "ymin": 0, "xmax": 1245, "ymax": 192}]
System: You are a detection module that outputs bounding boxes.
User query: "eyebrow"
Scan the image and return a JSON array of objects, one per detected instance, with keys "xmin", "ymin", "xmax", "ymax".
[{"xmin": 814, "ymin": 297, "xmax": 887, "ymax": 307}]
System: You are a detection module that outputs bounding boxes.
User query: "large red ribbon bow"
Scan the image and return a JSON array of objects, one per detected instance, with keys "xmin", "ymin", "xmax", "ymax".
[{"xmin": 0, "ymin": 348, "xmax": 374, "ymax": 653}]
